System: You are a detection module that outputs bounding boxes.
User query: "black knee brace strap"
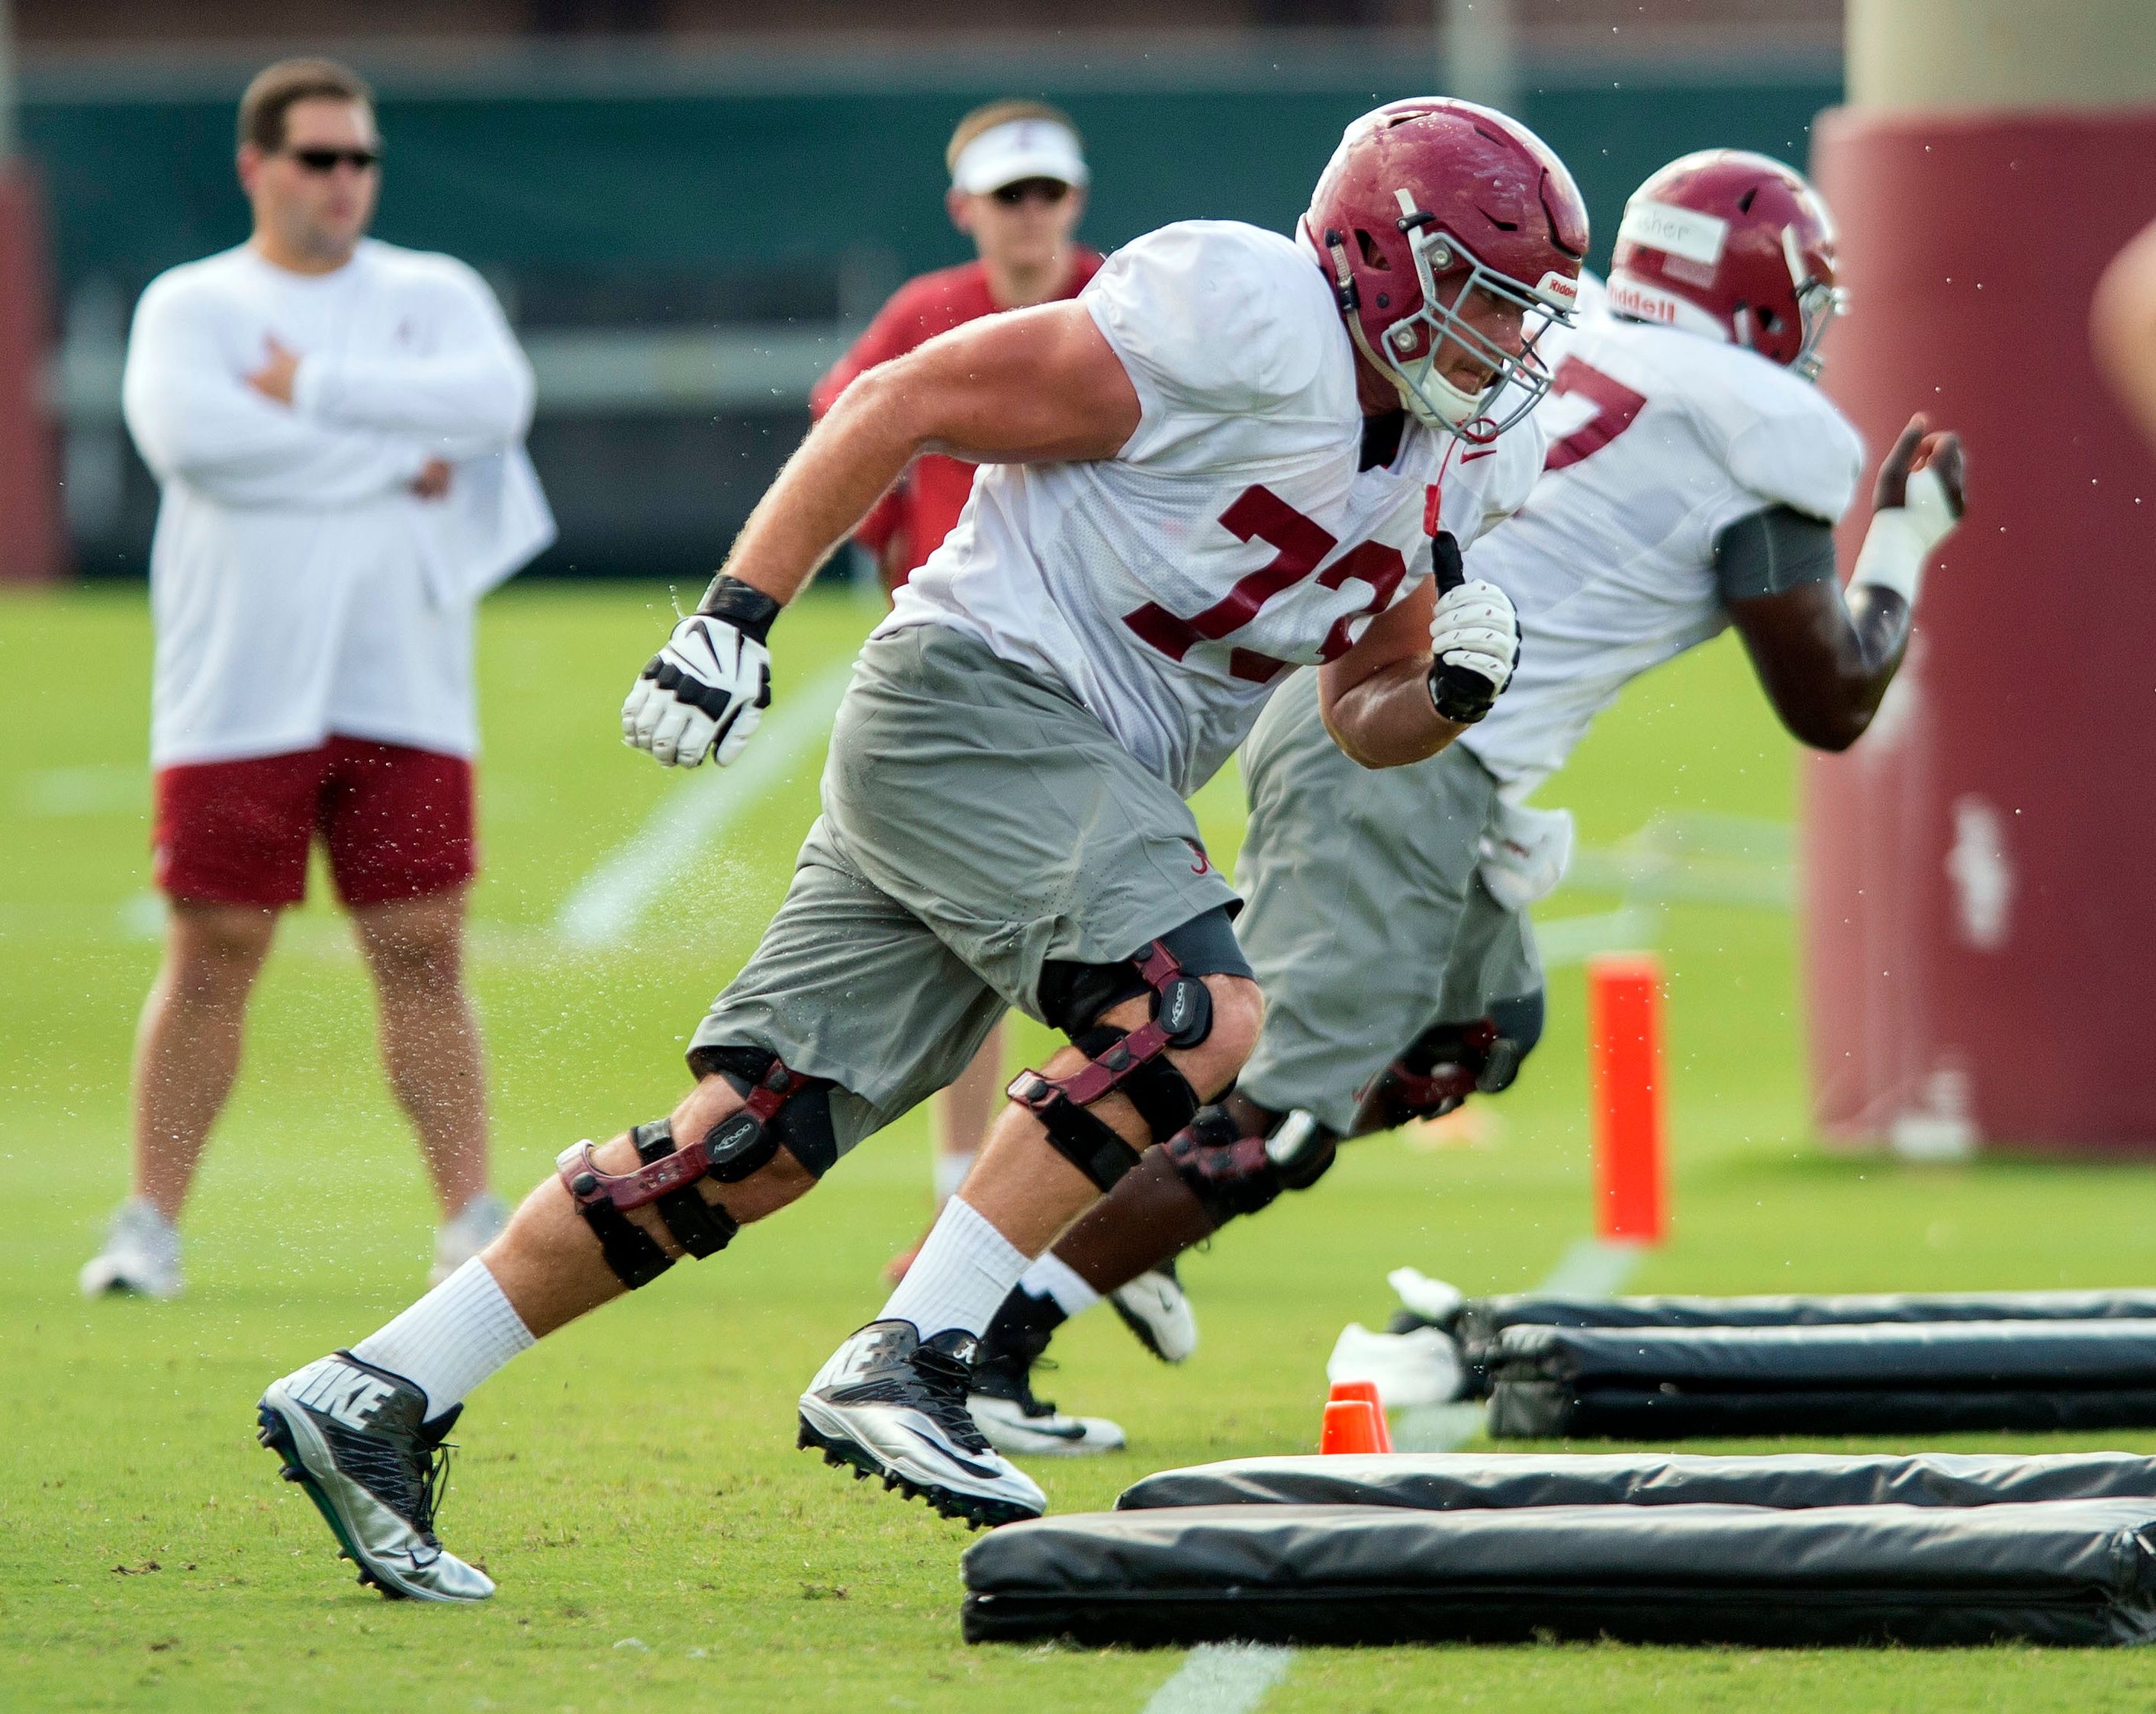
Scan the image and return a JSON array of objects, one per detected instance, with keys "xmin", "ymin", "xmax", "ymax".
[
  {"xmin": 1368, "ymin": 997, "xmax": 1545, "ymax": 1129},
  {"xmin": 1007, "ymin": 940, "xmax": 1212, "ymax": 1191},
  {"xmin": 1166, "ymin": 1105, "xmax": 1337, "ymax": 1225},
  {"xmin": 554, "ymin": 1058, "xmax": 820, "ymax": 1289}
]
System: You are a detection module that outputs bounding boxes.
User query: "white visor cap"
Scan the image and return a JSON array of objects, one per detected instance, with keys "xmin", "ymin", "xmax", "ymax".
[{"xmin": 951, "ymin": 117, "xmax": 1089, "ymax": 195}]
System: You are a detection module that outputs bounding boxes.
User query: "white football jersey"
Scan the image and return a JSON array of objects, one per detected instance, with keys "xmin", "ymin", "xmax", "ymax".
[
  {"xmin": 1460, "ymin": 308, "xmax": 1864, "ymax": 793},
  {"xmin": 880, "ymin": 220, "xmax": 1544, "ymax": 796}
]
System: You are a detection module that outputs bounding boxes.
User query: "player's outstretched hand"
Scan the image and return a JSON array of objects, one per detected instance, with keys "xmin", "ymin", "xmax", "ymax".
[
  {"xmin": 1874, "ymin": 412, "xmax": 1968, "ymax": 535},
  {"xmin": 1427, "ymin": 578, "xmax": 1520, "ymax": 725},
  {"xmin": 621, "ymin": 613, "xmax": 771, "ymax": 768}
]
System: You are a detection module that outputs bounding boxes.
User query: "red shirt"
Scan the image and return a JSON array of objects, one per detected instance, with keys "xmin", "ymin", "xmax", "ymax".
[{"xmin": 811, "ymin": 249, "xmax": 1105, "ymax": 589}]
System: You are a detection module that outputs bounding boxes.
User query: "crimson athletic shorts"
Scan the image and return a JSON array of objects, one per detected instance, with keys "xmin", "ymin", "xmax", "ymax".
[{"xmin": 153, "ymin": 736, "xmax": 476, "ymax": 908}]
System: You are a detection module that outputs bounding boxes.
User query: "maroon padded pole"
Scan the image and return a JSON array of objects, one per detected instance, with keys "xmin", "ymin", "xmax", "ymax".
[{"xmin": 1806, "ymin": 108, "xmax": 2156, "ymax": 1154}]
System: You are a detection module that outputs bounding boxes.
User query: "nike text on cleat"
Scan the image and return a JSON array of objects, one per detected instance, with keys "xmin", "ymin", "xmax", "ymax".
[
  {"xmin": 796, "ymin": 1320, "xmax": 1045, "ymax": 1529},
  {"xmin": 1109, "ymin": 1261, "xmax": 1199, "ymax": 1364},
  {"xmin": 256, "ymin": 1352, "xmax": 494, "ymax": 1603},
  {"xmin": 79, "ymin": 1198, "xmax": 184, "ymax": 1301}
]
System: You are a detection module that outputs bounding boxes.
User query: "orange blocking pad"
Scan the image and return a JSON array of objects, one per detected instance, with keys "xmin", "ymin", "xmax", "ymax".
[{"xmin": 1587, "ymin": 952, "xmax": 1665, "ymax": 1244}]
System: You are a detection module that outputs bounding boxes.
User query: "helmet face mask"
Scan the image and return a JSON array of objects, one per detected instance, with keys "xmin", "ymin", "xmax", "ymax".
[
  {"xmin": 1786, "ymin": 258, "xmax": 1848, "ymax": 381},
  {"xmin": 1376, "ymin": 220, "xmax": 1573, "ymax": 436}
]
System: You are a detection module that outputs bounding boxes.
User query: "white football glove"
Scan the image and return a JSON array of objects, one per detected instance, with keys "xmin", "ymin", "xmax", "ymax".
[
  {"xmin": 622, "ymin": 611, "xmax": 771, "ymax": 768},
  {"xmin": 1427, "ymin": 577, "xmax": 1519, "ymax": 724}
]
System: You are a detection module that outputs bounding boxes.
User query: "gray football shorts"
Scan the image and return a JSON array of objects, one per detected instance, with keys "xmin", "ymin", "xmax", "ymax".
[
  {"xmin": 689, "ymin": 623, "xmax": 1247, "ymax": 1159},
  {"xmin": 1232, "ymin": 669, "xmax": 1542, "ymax": 1137}
]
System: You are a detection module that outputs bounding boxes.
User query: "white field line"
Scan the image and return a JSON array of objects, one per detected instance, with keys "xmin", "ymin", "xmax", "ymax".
[
  {"xmin": 1145, "ymin": 1237, "xmax": 1646, "ymax": 1710},
  {"xmin": 553, "ymin": 658, "xmax": 854, "ymax": 950},
  {"xmin": 1538, "ymin": 1233, "xmax": 1651, "ymax": 1296},
  {"xmin": 1141, "ymin": 1644, "xmax": 1297, "ymax": 1714}
]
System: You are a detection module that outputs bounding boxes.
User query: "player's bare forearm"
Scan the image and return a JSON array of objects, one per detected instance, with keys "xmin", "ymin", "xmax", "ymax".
[
  {"xmin": 1321, "ymin": 658, "xmax": 1467, "ymax": 767},
  {"xmin": 1730, "ymin": 577, "xmax": 1910, "ymax": 751},
  {"xmin": 710, "ymin": 303, "xmax": 1141, "ymax": 610},
  {"xmin": 709, "ymin": 391, "xmax": 919, "ymax": 608},
  {"xmin": 1318, "ymin": 580, "xmax": 1466, "ymax": 767}
]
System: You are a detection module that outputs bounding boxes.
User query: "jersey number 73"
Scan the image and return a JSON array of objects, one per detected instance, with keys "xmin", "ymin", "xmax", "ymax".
[{"xmin": 1121, "ymin": 486, "xmax": 1408, "ymax": 684}]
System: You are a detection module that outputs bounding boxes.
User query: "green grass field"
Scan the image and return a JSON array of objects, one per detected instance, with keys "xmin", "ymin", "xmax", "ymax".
[{"xmin": 7, "ymin": 583, "xmax": 2156, "ymax": 1711}]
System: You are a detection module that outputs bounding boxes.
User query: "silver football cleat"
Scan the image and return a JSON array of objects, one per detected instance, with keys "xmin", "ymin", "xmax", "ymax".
[
  {"xmin": 1109, "ymin": 1261, "xmax": 1199, "ymax": 1363},
  {"xmin": 257, "ymin": 1353, "xmax": 495, "ymax": 1603},
  {"xmin": 798, "ymin": 1320, "xmax": 1046, "ymax": 1528}
]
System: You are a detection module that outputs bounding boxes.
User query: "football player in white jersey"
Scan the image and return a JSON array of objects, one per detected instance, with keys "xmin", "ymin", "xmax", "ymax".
[
  {"xmin": 252, "ymin": 98, "xmax": 1589, "ymax": 1595},
  {"xmin": 963, "ymin": 149, "xmax": 1968, "ymax": 1457}
]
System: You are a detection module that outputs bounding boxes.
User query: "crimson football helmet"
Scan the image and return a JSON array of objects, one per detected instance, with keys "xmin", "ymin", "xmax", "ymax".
[
  {"xmin": 1300, "ymin": 99, "xmax": 1588, "ymax": 440},
  {"xmin": 1607, "ymin": 149, "xmax": 1845, "ymax": 378}
]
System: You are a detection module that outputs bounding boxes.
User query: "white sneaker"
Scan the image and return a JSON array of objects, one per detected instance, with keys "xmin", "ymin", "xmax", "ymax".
[
  {"xmin": 1109, "ymin": 1261, "xmax": 1199, "ymax": 1363},
  {"xmin": 798, "ymin": 1320, "xmax": 1046, "ymax": 1528},
  {"xmin": 967, "ymin": 1390, "xmax": 1127, "ymax": 1458},
  {"xmin": 1326, "ymin": 1320, "xmax": 1466, "ymax": 1409},
  {"xmin": 79, "ymin": 1198, "xmax": 183, "ymax": 1300},
  {"xmin": 430, "ymin": 1192, "xmax": 510, "ymax": 1287}
]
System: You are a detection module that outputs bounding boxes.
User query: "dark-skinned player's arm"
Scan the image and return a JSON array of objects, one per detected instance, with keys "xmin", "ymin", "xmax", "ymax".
[
  {"xmin": 1318, "ymin": 532, "xmax": 1517, "ymax": 769},
  {"xmin": 1725, "ymin": 413, "xmax": 1967, "ymax": 752},
  {"xmin": 623, "ymin": 301, "xmax": 1142, "ymax": 768}
]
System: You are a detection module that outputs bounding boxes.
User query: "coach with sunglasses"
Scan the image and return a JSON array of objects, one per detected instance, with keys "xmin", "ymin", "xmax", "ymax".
[
  {"xmin": 86, "ymin": 59, "xmax": 552, "ymax": 1301},
  {"xmin": 810, "ymin": 98, "xmax": 1100, "ymax": 1283}
]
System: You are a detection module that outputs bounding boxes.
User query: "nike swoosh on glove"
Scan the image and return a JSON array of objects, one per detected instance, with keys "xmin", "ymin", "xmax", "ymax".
[
  {"xmin": 621, "ymin": 614, "xmax": 772, "ymax": 767},
  {"xmin": 1427, "ymin": 578, "xmax": 1519, "ymax": 725}
]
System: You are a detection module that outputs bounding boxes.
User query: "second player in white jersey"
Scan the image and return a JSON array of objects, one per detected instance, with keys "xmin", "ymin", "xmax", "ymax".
[
  {"xmin": 964, "ymin": 148, "xmax": 1970, "ymax": 1458},
  {"xmin": 1462, "ymin": 299, "xmax": 1859, "ymax": 792},
  {"xmin": 889, "ymin": 220, "xmax": 1544, "ymax": 796}
]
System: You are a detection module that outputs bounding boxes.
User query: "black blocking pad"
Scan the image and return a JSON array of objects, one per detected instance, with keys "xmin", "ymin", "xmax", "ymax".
[
  {"xmin": 1486, "ymin": 1320, "xmax": 2156, "ymax": 1439},
  {"xmin": 1443, "ymin": 1290, "xmax": 2156, "ymax": 1397},
  {"xmin": 1115, "ymin": 1451, "xmax": 2156, "ymax": 1514},
  {"xmin": 961, "ymin": 1500, "xmax": 2156, "ymax": 1648},
  {"xmin": 1456, "ymin": 1288, "xmax": 2156, "ymax": 1344}
]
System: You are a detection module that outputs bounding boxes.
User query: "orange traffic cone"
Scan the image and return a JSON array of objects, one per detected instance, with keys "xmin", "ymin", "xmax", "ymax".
[
  {"xmin": 1327, "ymin": 1378, "xmax": 1395, "ymax": 1449},
  {"xmin": 1320, "ymin": 1382, "xmax": 1392, "ymax": 1455}
]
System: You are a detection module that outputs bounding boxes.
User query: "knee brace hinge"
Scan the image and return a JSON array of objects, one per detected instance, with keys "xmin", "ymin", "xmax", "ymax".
[
  {"xmin": 1007, "ymin": 941, "xmax": 1212, "ymax": 1191},
  {"xmin": 555, "ymin": 1059, "xmax": 819, "ymax": 1288}
]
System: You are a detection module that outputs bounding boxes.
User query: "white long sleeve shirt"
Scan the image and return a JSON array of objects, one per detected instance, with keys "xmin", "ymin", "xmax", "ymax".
[{"xmin": 124, "ymin": 238, "xmax": 555, "ymax": 767}]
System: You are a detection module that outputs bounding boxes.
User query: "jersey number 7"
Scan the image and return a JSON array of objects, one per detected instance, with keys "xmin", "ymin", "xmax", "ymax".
[
  {"xmin": 1122, "ymin": 486, "xmax": 1407, "ymax": 683},
  {"xmin": 1544, "ymin": 357, "xmax": 1646, "ymax": 472}
]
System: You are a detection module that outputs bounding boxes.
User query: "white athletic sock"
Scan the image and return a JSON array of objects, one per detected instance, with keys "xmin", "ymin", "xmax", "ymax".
[
  {"xmin": 878, "ymin": 1195, "xmax": 1030, "ymax": 1339},
  {"xmin": 932, "ymin": 1150, "xmax": 977, "ymax": 1208},
  {"xmin": 349, "ymin": 1258, "xmax": 534, "ymax": 1418},
  {"xmin": 1018, "ymin": 1253, "xmax": 1102, "ymax": 1319}
]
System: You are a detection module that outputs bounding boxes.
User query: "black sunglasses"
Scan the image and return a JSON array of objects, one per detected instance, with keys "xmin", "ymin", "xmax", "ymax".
[
  {"xmin": 991, "ymin": 178, "xmax": 1070, "ymax": 207},
  {"xmin": 284, "ymin": 147, "xmax": 381, "ymax": 173}
]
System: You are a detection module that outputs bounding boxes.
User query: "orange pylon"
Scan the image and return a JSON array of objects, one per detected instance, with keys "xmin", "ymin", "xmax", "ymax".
[{"xmin": 1321, "ymin": 1381, "xmax": 1392, "ymax": 1455}]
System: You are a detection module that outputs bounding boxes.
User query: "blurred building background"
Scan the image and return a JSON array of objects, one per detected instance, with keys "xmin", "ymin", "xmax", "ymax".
[{"xmin": 19, "ymin": 0, "xmax": 1842, "ymax": 579}]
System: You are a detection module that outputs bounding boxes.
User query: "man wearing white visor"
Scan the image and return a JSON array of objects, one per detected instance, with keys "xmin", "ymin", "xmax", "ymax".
[{"xmin": 812, "ymin": 99, "xmax": 1102, "ymax": 1285}]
